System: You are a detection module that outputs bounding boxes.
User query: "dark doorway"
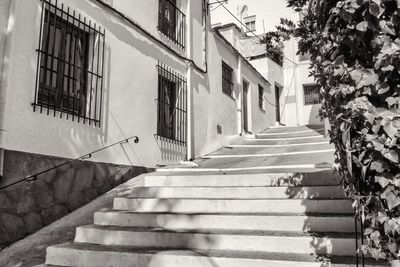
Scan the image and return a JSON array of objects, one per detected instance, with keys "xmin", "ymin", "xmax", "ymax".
[
  {"xmin": 275, "ymin": 84, "xmax": 282, "ymax": 123},
  {"xmin": 243, "ymin": 80, "xmax": 250, "ymax": 133}
]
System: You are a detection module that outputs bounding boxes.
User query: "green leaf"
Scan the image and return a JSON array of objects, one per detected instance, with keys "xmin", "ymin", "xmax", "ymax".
[
  {"xmin": 382, "ymin": 187, "xmax": 400, "ymax": 210},
  {"xmin": 371, "ymin": 160, "xmax": 388, "ymax": 172},
  {"xmin": 369, "ymin": 2, "xmax": 384, "ymax": 18},
  {"xmin": 356, "ymin": 21, "xmax": 368, "ymax": 32},
  {"xmin": 386, "ymin": 97, "xmax": 398, "ymax": 107},
  {"xmin": 378, "ymin": 83, "xmax": 390, "ymax": 94},
  {"xmin": 350, "ymin": 68, "xmax": 379, "ymax": 89},
  {"xmin": 375, "ymin": 175, "xmax": 390, "ymax": 188},
  {"xmin": 371, "ymin": 230, "xmax": 381, "ymax": 245},
  {"xmin": 385, "ymin": 149, "xmax": 399, "ymax": 163}
]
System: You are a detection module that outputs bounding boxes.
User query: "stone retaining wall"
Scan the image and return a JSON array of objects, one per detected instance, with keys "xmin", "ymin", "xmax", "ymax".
[{"xmin": 0, "ymin": 150, "xmax": 151, "ymax": 249}]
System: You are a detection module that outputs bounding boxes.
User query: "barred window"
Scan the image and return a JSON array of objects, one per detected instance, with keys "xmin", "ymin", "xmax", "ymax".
[
  {"xmin": 258, "ymin": 84, "xmax": 265, "ymax": 110},
  {"xmin": 158, "ymin": 0, "xmax": 186, "ymax": 49},
  {"xmin": 303, "ymin": 84, "xmax": 321, "ymax": 105},
  {"xmin": 34, "ymin": 0, "xmax": 105, "ymax": 126},
  {"xmin": 157, "ymin": 63, "xmax": 187, "ymax": 145},
  {"xmin": 222, "ymin": 61, "xmax": 233, "ymax": 97}
]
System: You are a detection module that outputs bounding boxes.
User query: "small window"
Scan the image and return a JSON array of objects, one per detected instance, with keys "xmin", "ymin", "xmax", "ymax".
[
  {"xmin": 303, "ymin": 84, "xmax": 321, "ymax": 105},
  {"xmin": 222, "ymin": 61, "xmax": 233, "ymax": 97},
  {"xmin": 158, "ymin": 0, "xmax": 185, "ymax": 49},
  {"xmin": 34, "ymin": 1, "xmax": 105, "ymax": 126},
  {"xmin": 244, "ymin": 15, "xmax": 256, "ymax": 32},
  {"xmin": 157, "ymin": 63, "xmax": 187, "ymax": 145},
  {"xmin": 258, "ymin": 84, "xmax": 265, "ymax": 110},
  {"xmin": 245, "ymin": 21, "xmax": 256, "ymax": 32}
]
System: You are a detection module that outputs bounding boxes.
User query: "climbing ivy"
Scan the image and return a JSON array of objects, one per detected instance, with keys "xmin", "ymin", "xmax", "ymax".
[{"xmin": 279, "ymin": 0, "xmax": 400, "ymax": 260}]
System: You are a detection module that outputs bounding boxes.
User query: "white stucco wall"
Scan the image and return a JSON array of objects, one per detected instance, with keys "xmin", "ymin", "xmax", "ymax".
[
  {"xmin": 0, "ymin": 0, "xmax": 276, "ymax": 167},
  {"xmin": 0, "ymin": 0, "xmax": 201, "ymax": 168},
  {"xmin": 193, "ymin": 31, "xmax": 274, "ymax": 156},
  {"xmin": 210, "ymin": 0, "xmax": 322, "ymax": 126}
]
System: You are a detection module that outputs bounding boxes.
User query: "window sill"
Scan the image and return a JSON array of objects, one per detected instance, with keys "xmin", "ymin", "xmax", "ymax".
[
  {"xmin": 31, "ymin": 103, "xmax": 101, "ymax": 126},
  {"xmin": 222, "ymin": 91, "xmax": 235, "ymax": 101},
  {"xmin": 157, "ymin": 27, "xmax": 185, "ymax": 51}
]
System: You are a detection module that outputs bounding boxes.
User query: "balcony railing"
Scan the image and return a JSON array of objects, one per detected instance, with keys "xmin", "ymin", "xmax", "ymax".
[{"xmin": 158, "ymin": 0, "xmax": 186, "ymax": 50}]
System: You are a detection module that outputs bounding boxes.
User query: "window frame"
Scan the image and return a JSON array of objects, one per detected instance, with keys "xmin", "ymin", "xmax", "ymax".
[
  {"xmin": 258, "ymin": 84, "xmax": 265, "ymax": 111},
  {"xmin": 244, "ymin": 15, "xmax": 256, "ymax": 32},
  {"xmin": 156, "ymin": 63, "xmax": 187, "ymax": 145},
  {"xmin": 303, "ymin": 84, "xmax": 322, "ymax": 106},
  {"xmin": 37, "ymin": 10, "xmax": 90, "ymax": 117},
  {"xmin": 158, "ymin": 0, "xmax": 186, "ymax": 49},
  {"xmin": 222, "ymin": 61, "xmax": 234, "ymax": 98},
  {"xmin": 34, "ymin": 0, "xmax": 106, "ymax": 126}
]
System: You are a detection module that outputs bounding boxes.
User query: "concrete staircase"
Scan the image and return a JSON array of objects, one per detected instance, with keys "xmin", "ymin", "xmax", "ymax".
[{"xmin": 40, "ymin": 125, "xmax": 388, "ymax": 266}]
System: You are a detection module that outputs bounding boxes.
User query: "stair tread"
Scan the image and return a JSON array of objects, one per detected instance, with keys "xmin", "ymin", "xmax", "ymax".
[
  {"xmin": 50, "ymin": 242, "xmax": 388, "ymax": 265},
  {"xmin": 96, "ymin": 209, "xmax": 354, "ymax": 217},
  {"xmin": 116, "ymin": 196, "xmax": 349, "ymax": 200},
  {"xmin": 79, "ymin": 224, "xmax": 357, "ymax": 238},
  {"xmin": 129, "ymin": 185, "xmax": 343, "ymax": 188}
]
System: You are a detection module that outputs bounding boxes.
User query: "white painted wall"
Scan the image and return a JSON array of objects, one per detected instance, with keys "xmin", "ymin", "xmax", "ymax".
[
  {"xmin": 0, "ymin": 0, "xmax": 275, "ymax": 168},
  {"xmin": 0, "ymin": 0, "xmax": 197, "ymax": 168},
  {"xmin": 193, "ymin": 30, "xmax": 273, "ymax": 157},
  {"xmin": 210, "ymin": 0, "xmax": 323, "ymax": 126}
]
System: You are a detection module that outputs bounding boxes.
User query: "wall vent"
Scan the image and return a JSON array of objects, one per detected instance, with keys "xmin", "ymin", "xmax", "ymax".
[{"xmin": 217, "ymin": 125, "xmax": 222, "ymax": 134}]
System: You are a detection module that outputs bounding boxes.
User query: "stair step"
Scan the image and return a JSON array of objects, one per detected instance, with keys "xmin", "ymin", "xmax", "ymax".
[
  {"xmin": 143, "ymin": 171, "xmax": 341, "ymax": 187},
  {"xmin": 75, "ymin": 225, "xmax": 356, "ymax": 256},
  {"xmin": 256, "ymin": 130, "xmax": 325, "ymax": 139},
  {"xmin": 254, "ymin": 135, "xmax": 325, "ymax": 141},
  {"xmin": 113, "ymin": 197, "xmax": 353, "ymax": 214},
  {"xmin": 242, "ymin": 138, "xmax": 329, "ymax": 145},
  {"xmin": 46, "ymin": 242, "xmax": 389, "ymax": 267},
  {"xmin": 120, "ymin": 186, "xmax": 345, "ymax": 199},
  {"xmin": 256, "ymin": 128, "xmax": 325, "ymax": 137},
  {"xmin": 218, "ymin": 142, "xmax": 333, "ymax": 154},
  {"xmin": 94, "ymin": 210, "xmax": 355, "ymax": 232}
]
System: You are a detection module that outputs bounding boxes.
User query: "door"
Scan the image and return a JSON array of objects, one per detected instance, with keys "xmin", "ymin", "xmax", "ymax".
[
  {"xmin": 243, "ymin": 81, "xmax": 249, "ymax": 133},
  {"xmin": 275, "ymin": 84, "xmax": 281, "ymax": 123}
]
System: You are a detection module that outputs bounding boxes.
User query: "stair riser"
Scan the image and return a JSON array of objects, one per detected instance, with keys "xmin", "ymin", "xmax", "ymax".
[
  {"xmin": 94, "ymin": 212, "xmax": 355, "ymax": 232},
  {"xmin": 143, "ymin": 173, "xmax": 341, "ymax": 187},
  {"xmin": 75, "ymin": 227, "xmax": 355, "ymax": 256},
  {"xmin": 113, "ymin": 198, "xmax": 353, "ymax": 214},
  {"xmin": 47, "ymin": 246, "xmax": 376, "ymax": 267},
  {"xmin": 124, "ymin": 186, "xmax": 345, "ymax": 199}
]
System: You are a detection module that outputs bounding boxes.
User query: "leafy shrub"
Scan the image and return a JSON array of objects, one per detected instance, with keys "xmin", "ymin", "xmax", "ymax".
[
  {"xmin": 261, "ymin": 30, "xmax": 289, "ymax": 66},
  {"xmin": 279, "ymin": 0, "xmax": 400, "ymax": 260}
]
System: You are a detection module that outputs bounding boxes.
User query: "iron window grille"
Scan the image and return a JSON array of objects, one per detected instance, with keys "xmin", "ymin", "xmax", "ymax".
[
  {"xmin": 34, "ymin": 0, "xmax": 106, "ymax": 126},
  {"xmin": 156, "ymin": 63, "xmax": 187, "ymax": 145},
  {"xmin": 258, "ymin": 84, "xmax": 265, "ymax": 110},
  {"xmin": 222, "ymin": 61, "xmax": 234, "ymax": 97},
  {"xmin": 303, "ymin": 84, "xmax": 322, "ymax": 105},
  {"xmin": 158, "ymin": 0, "xmax": 186, "ymax": 49}
]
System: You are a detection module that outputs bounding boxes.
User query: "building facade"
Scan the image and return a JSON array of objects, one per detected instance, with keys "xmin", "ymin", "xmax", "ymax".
[
  {"xmin": 210, "ymin": 0, "xmax": 323, "ymax": 126},
  {"xmin": 0, "ymin": 0, "xmax": 274, "ymax": 246}
]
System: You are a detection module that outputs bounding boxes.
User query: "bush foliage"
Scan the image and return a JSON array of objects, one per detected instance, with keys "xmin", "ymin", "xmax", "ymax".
[{"xmin": 279, "ymin": 0, "xmax": 400, "ymax": 260}]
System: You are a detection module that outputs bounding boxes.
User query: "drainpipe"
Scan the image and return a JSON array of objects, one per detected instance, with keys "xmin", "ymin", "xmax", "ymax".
[
  {"xmin": 236, "ymin": 57, "xmax": 242, "ymax": 135},
  {"xmin": 292, "ymin": 38, "xmax": 301, "ymax": 125},
  {"xmin": 186, "ymin": 0, "xmax": 194, "ymax": 160}
]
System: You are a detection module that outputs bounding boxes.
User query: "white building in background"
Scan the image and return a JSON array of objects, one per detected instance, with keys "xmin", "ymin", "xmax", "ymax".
[{"xmin": 210, "ymin": 0, "xmax": 323, "ymax": 126}]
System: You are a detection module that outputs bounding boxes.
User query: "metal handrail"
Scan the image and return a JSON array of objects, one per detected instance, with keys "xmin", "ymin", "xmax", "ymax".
[
  {"xmin": 345, "ymin": 129, "xmax": 365, "ymax": 267},
  {"xmin": 0, "ymin": 135, "xmax": 139, "ymax": 191}
]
